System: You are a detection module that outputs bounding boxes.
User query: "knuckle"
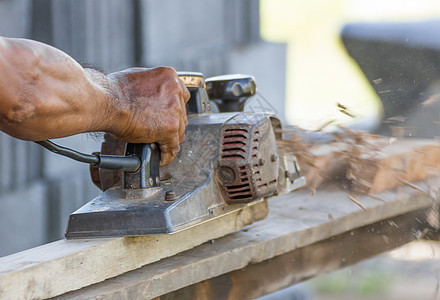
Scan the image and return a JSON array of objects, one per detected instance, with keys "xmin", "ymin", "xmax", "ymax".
[
  {"xmin": 179, "ymin": 125, "xmax": 185, "ymax": 136},
  {"xmin": 165, "ymin": 96, "xmax": 181, "ymax": 111},
  {"xmin": 157, "ymin": 66, "xmax": 177, "ymax": 77},
  {"xmin": 161, "ymin": 144, "xmax": 179, "ymax": 156},
  {"xmin": 184, "ymin": 88, "xmax": 191, "ymax": 101},
  {"xmin": 175, "ymin": 106, "xmax": 183, "ymax": 117},
  {"xmin": 164, "ymin": 118, "xmax": 180, "ymax": 133},
  {"xmin": 169, "ymin": 79, "xmax": 180, "ymax": 90},
  {"xmin": 162, "ymin": 78, "xmax": 180, "ymax": 93},
  {"xmin": 172, "ymin": 145, "xmax": 180, "ymax": 155}
]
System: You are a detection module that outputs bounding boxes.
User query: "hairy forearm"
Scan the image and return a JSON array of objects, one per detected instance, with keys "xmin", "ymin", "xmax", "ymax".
[
  {"xmin": 0, "ymin": 36, "xmax": 190, "ymax": 165},
  {"xmin": 0, "ymin": 37, "xmax": 121, "ymax": 141}
]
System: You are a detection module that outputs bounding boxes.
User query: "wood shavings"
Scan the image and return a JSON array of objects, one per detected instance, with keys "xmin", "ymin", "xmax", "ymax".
[
  {"xmin": 277, "ymin": 116, "xmax": 440, "ymax": 197},
  {"xmin": 277, "ymin": 125, "xmax": 382, "ymax": 193},
  {"xmin": 368, "ymin": 194, "xmax": 387, "ymax": 203},
  {"xmin": 397, "ymin": 177, "xmax": 426, "ymax": 193},
  {"xmin": 347, "ymin": 194, "xmax": 366, "ymax": 211},
  {"xmin": 314, "ymin": 119, "xmax": 335, "ymax": 132},
  {"xmin": 337, "ymin": 102, "xmax": 356, "ymax": 118}
]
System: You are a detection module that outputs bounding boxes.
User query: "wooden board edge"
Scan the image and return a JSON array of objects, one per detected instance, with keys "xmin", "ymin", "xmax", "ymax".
[{"xmin": 0, "ymin": 201, "xmax": 268, "ymax": 299}]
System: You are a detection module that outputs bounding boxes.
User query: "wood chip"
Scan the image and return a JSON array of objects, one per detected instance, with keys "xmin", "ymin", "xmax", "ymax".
[{"xmin": 347, "ymin": 194, "xmax": 366, "ymax": 211}]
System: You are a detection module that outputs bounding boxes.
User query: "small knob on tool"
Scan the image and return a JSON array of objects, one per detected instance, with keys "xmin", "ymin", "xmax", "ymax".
[
  {"xmin": 206, "ymin": 74, "xmax": 256, "ymax": 112},
  {"xmin": 177, "ymin": 72, "xmax": 210, "ymax": 115}
]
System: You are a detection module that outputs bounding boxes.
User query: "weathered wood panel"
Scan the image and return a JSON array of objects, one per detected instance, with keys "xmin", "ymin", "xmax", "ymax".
[
  {"xmin": 55, "ymin": 181, "xmax": 438, "ymax": 299},
  {"xmin": 296, "ymin": 137, "xmax": 440, "ymax": 195},
  {"xmin": 350, "ymin": 139, "xmax": 440, "ymax": 194},
  {"xmin": 159, "ymin": 208, "xmax": 430, "ymax": 300},
  {"xmin": 1, "ymin": 175, "xmax": 438, "ymax": 299},
  {"xmin": 0, "ymin": 200, "xmax": 268, "ymax": 299}
]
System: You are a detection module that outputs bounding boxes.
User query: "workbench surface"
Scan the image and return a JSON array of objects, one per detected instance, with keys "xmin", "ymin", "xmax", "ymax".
[{"xmin": 1, "ymin": 176, "xmax": 437, "ymax": 299}]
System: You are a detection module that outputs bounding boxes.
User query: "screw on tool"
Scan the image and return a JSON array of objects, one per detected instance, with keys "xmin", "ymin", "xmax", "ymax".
[{"xmin": 165, "ymin": 190, "xmax": 178, "ymax": 201}]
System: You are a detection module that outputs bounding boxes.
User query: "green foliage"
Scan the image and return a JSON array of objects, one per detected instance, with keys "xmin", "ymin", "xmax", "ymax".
[{"xmin": 309, "ymin": 267, "xmax": 394, "ymax": 297}]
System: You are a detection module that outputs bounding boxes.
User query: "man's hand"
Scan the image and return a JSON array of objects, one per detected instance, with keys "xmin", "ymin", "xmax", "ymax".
[
  {"xmin": 0, "ymin": 36, "xmax": 190, "ymax": 166},
  {"xmin": 107, "ymin": 68, "xmax": 190, "ymax": 166}
]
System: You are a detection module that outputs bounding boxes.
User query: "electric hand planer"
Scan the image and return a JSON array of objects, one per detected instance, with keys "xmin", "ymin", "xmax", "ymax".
[{"xmin": 37, "ymin": 72, "xmax": 305, "ymax": 238}]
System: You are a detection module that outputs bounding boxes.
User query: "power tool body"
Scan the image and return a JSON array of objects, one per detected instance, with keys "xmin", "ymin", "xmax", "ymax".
[{"xmin": 38, "ymin": 72, "xmax": 304, "ymax": 238}]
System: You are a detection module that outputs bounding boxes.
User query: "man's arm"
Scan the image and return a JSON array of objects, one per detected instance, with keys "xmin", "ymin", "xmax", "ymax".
[{"xmin": 0, "ymin": 37, "xmax": 190, "ymax": 165}]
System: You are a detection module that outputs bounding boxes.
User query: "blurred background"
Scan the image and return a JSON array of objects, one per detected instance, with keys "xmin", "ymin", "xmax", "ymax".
[
  {"xmin": 2, "ymin": 0, "xmax": 440, "ymax": 299},
  {"xmin": 262, "ymin": 1, "xmax": 440, "ymax": 299}
]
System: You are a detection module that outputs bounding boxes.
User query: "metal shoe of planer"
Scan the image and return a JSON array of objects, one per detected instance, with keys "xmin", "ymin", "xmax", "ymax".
[{"xmin": 64, "ymin": 72, "xmax": 305, "ymax": 238}]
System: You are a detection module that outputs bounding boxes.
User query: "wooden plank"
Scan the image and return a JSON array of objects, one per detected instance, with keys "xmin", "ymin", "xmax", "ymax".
[
  {"xmin": 158, "ymin": 208, "xmax": 431, "ymax": 299},
  {"xmin": 0, "ymin": 200, "xmax": 268, "ymax": 299},
  {"xmin": 292, "ymin": 137, "xmax": 440, "ymax": 194},
  {"xmin": 4, "ymin": 176, "xmax": 439, "ymax": 299},
  {"xmin": 55, "ymin": 179, "xmax": 439, "ymax": 299},
  {"xmin": 350, "ymin": 139, "xmax": 440, "ymax": 194}
]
